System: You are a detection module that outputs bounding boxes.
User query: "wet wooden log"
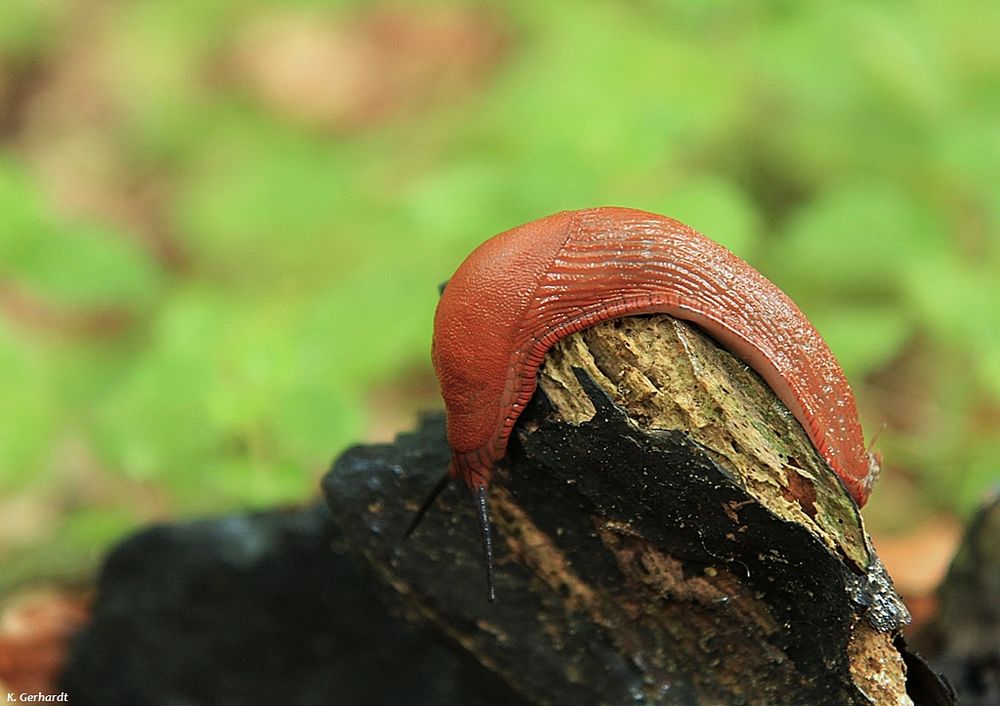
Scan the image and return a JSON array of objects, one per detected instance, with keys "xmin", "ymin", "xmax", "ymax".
[{"xmin": 323, "ymin": 315, "xmax": 947, "ymax": 705}]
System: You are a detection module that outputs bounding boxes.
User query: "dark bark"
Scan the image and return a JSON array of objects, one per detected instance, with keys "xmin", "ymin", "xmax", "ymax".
[
  {"xmin": 323, "ymin": 315, "xmax": 947, "ymax": 705},
  {"xmin": 913, "ymin": 494, "xmax": 1000, "ymax": 706},
  {"xmin": 60, "ymin": 502, "xmax": 531, "ymax": 706}
]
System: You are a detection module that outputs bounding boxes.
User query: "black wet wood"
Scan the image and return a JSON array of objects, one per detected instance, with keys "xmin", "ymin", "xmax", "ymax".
[
  {"xmin": 59, "ymin": 503, "xmax": 532, "ymax": 706},
  {"xmin": 323, "ymin": 315, "xmax": 942, "ymax": 705},
  {"xmin": 913, "ymin": 494, "xmax": 1000, "ymax": 706}
]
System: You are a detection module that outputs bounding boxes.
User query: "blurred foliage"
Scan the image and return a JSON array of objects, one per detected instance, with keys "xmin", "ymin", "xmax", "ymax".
[{"xmin": 0, "ymin": 0, "xmax": 998, "ymax": 585}]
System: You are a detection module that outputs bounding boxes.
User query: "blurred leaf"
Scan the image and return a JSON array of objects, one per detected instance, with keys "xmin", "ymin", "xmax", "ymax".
[
  {"xmin": 273, "ymin": 383, "xmax": 361, "ymax": 465},
  {"xmin": 59, "ymin": 507, "xmax": 139, "ymax": 555},
  {"xmin": 980, "ymin": 349, "xmax": 1000, "ymax": 403},
  {"xmin": 904, "ymin": 257, "xmax": 1000, "ymax": 341},
  {"xmin": 478, "ymin": 2, "xmax": 746, "ymax": 199},
  {"xmin": 768, "ymin": 181, "xmax": 946, "ymax": 300},
  {"xmin": 104, "ymin": 0, "xmax": 240, "ymax": 156},
  {"xmin": 919, "ymin": 435, "xmax": 1000, "ymax": 515},
  {"xmin": 197, "ymin": 457, "xmax": 317, "ymax": 510},
  {"xmin": 905, "ymin": 256, "xmax": 1000, "ymax": 396},
  {"xmin": 0, "ymin": 158, "xmax": 161, "ymax": 310},
  {"xmin": 402, "ymin": 161, "xmax": 511, "ymax": 248},
  {"xmin": 6, "ymin": 222, "xmax": 160, "ymax": 307},
  {"xmin": 300, "ymin": 258, "xmax": 438, "ymax": 391},
  {"xmin": 93, "ymin": 286, "xmax": 365, "ymax": 508},
  {"xmin": 94, "ymin": 290, "xmax": 222, "ymax": 484},
  {"xmin": 0, "ymin": 325, "xmax": 56, "ymax": 487},
  {"xmin": 0, "ymin": 0, "xmax": 53, "ymax": 53},
  {"xmin": 808, "ymin": 305, "xmax": 912, "ymax": 381},
  {"xmin": 0, "ymin": 157, "xmax": 46, "ymax": 251}
]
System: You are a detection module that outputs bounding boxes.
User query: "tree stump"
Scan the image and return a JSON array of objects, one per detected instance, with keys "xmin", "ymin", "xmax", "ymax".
[{"xmin": 323, "ymin": 315, "xmax": 948, "ymax": 705}]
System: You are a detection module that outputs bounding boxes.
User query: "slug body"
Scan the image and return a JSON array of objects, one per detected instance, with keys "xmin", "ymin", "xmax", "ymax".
[{"xmin": 432, "ymin": 207, "xmax": 879, "ymax": 508}]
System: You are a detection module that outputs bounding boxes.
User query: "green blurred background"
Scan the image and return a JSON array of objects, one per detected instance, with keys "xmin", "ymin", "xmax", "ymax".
[{"xmin": 0, "ymin": 0, "xmax": 998, "ymax": 591}]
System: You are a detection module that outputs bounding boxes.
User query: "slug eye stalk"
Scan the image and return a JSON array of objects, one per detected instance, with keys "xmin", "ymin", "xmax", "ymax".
[
  {"xmin": 403, "ymin": 475, "xmax": 497, "ymax": 603},
  {"xmin": 403, "ymin": 473, "xmax": 450, "ymax": 540},
  {"xmin": 476, "ymin": 485, "xmax": 496, "ymax": 603}
]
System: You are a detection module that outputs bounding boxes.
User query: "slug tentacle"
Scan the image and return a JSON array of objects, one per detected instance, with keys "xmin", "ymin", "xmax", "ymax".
[{"xmin": 476, "ymin": 485, "xmax": 496, "ymax": 604}]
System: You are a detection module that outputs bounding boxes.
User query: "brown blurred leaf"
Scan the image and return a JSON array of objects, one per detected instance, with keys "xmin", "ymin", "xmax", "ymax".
[
  {"xmin": 0, "ymin": 281, "xmax": 132, "ymax": 337},
  {"xmin": 0, "ymin": 590, "xmax": 90, "ymax": 695},
  {"xmin": 228, "ymin": 6, "xmax": 509, "ymax": 132},
  {"xmin": 871, "ymin": 515, "xmax": 962, "ymax": 622},
  {"xmin": 12, "ymin": 13, "xmax": 186, "ymax": 271}
]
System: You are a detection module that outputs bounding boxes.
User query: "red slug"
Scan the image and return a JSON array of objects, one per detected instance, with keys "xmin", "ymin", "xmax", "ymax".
[{"xmin": 429, "ymin": 206, "xmax": 880, "ymax": 598}]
